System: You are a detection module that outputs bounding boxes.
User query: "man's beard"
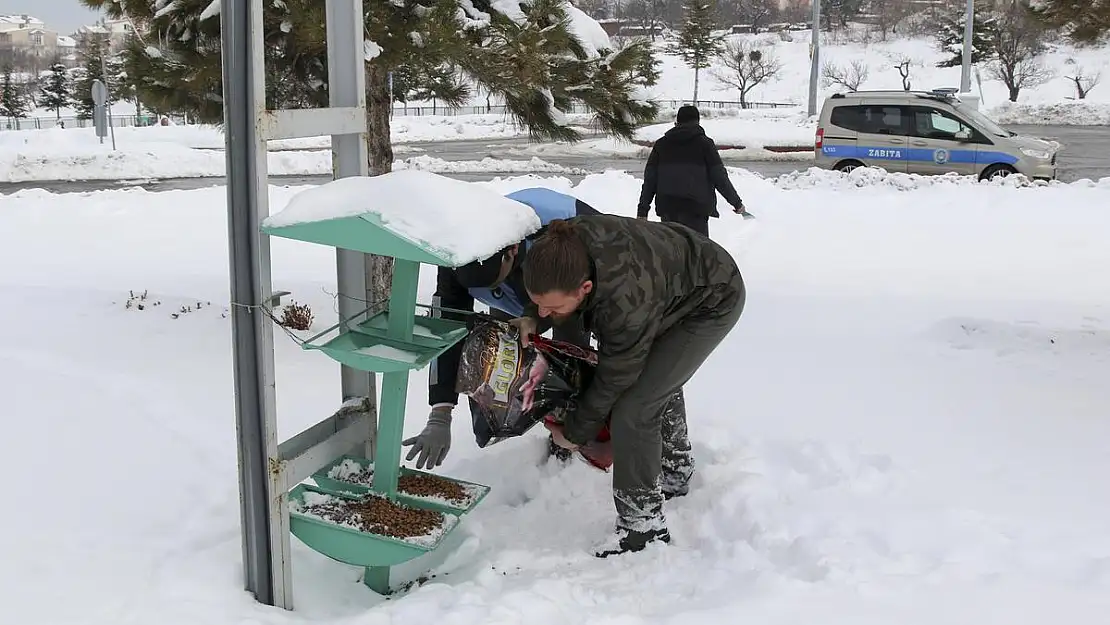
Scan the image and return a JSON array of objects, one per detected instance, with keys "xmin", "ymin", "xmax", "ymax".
[{"xmin": 549, "ymin": 312, "xmax": 575, "ymax": 325}]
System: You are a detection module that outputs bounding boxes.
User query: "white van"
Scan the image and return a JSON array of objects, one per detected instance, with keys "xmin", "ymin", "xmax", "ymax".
[{"xmin": 814, "ymin": 89, "xmax": 1058, "ymax": 181}]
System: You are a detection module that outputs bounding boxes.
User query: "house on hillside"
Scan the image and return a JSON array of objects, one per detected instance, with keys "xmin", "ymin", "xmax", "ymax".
[
  {"xmin": 77, "ymin": 18, "xmax": 133, "ymax": 54},
  {"xmin": 0, "ymin": 14, "xmax": 62, "ymax": 72}
]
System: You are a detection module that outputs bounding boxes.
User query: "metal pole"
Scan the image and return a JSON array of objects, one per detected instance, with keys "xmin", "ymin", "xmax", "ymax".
[
  {"xmin": 808, "ymin": 0, "xmax": 821, "ymax": 116},
  {"xmin": 100, "ymin": 38, "xmax": 117, "ymax": 150},
  {"xmin": 326, "ymin": 0, "xmax": 374, "ymax": 456},
  {"xmin": 221, "ymin": 0, "xmax": 274, "ymax": 607},
  {"xmin": 960, "ymin": 0, "xmax": 974, "ymax": 92}
]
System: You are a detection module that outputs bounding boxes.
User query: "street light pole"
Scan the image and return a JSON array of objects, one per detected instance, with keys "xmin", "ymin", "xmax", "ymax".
[
  {"xmin": 808, "ymin": 0, "xmax": 821, "ymax": 116},
  {"xmin": 960, "ymin": 0, "xmax": 974, "ymax": 93}
]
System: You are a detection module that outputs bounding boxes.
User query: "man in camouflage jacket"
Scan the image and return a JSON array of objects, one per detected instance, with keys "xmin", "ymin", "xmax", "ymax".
[{"xmin": 520, "ymin": 214, "xmax": 746, "ymax": 557}]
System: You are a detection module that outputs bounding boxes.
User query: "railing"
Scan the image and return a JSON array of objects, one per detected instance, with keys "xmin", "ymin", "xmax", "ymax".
[
  {"xmin": 1, "ymin": 98, "xmax": 798, "ymax": 131},
  {"xmin": 3, "ymin": 113, "xmax": 190, "ymax": 130}
]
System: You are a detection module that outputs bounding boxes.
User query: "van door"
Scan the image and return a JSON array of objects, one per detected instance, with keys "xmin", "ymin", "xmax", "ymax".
[
  {"xmin": 906, "ymin": 106, "xmax": 984, "ymax": 176},
  {"xmin": 854, "ymin": 103, "xmax": 910, "ymax": 173}
]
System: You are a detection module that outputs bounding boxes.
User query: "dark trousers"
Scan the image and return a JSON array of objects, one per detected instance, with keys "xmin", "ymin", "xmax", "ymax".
[
  {"xmin": 609, "ymin": 274, "xmax": 746, "ymax": 532},
  {"xmin": 659, "ymin": 210, "xmax": 710, "ymax": 238}
]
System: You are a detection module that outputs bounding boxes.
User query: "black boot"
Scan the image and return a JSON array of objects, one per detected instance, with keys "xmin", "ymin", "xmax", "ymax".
[
  {"xmin": 546, "ymin": 435, "xmax": 573, "ymax": 463},
  {"xmin": 594, "ymin": 527, "xmax": 671, "ymax": 558}
]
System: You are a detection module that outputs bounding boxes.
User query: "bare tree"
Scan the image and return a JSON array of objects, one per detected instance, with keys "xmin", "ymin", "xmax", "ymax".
[
  {"xmin": 870, "ymin": 0, "xmax": 914, "ymax": 41},
  {"xmin": 712, "ymin": 39, "xmax": 783, "ymax": 107},
  {"xmin": 821, "ymin": 59, "xmax": 870, "ymax": 91},
  {"xmin": 894, "ymin": 58, "xmax": 913, "ymax": 91},
  {"xmin": 1063, "ymin": 60, "xmax": 1102, "ymax": 99},
  {"xmin": 718, "ymin": 0, "xmax": 777, "ymax": 32},
  {"xmin": 986, "ymin": 3, "xmax": 1053, "ymax": 102}
]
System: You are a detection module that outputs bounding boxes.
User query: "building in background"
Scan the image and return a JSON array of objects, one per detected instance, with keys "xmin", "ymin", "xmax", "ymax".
[{"xmin": 0, "ymin": 14, "xmax": 62, "ymax": 72}]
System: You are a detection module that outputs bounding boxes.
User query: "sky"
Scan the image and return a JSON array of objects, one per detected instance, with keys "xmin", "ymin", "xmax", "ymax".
[{"xmin": 1, "ymin": 1, "xmax": 103, "ymax": 35}]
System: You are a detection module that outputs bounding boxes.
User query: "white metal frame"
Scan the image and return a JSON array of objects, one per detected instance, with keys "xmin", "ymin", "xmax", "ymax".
[{"xmin": 222, "ymin": 0, "xmax": 374, "ymax": 610}]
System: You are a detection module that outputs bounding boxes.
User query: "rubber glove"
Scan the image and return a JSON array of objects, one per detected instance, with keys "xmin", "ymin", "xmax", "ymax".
[{"xmin": 402, "ymin": 407, "xmax": 452, "ymax": 469}]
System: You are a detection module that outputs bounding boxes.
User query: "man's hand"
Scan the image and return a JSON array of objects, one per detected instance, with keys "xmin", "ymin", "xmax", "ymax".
[
  {"xmin": 543, "ymin": 420, "xmax": 579, "ymax": 451},
  {"xmin": 402, "ymin": 407, "xmax": 452, "ymax": 469},
  {"xmin": 733, "ymin": 200, "xmax": 755, "ymax": 220},
  {"xmin": 509, "ymin": 316, "xmax": 539, "ymax": 347}
]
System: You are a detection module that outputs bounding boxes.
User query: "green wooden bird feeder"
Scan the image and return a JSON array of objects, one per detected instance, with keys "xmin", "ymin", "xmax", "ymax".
[{"xmin": 260, "ymin": 171, "xmax": 540, "ymax": 594}]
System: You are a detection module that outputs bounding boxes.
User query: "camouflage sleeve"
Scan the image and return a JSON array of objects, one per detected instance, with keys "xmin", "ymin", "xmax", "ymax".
[{"xmin": 562, "ymin": 305, "xmax": 660, "ymax": 446}]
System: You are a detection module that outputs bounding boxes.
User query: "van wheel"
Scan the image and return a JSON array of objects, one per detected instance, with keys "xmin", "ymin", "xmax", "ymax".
[
  {"xmin": 980, "ymin": 164, "xmax": 1016, "ymax": 181},
  {"xmin": 835, "ymin": 160, "xmax": 865, "ymax": 173}
]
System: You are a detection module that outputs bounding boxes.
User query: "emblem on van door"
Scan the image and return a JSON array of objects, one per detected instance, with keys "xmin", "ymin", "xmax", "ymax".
[{"xmin": 933, "ymin": 148, "xmax": 950, "ymax": 165}]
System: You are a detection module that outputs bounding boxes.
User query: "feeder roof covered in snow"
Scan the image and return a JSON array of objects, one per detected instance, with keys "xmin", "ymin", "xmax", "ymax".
[{"xmin": 261, "ymin": 170, "xmax": 542, "ymax": 267}]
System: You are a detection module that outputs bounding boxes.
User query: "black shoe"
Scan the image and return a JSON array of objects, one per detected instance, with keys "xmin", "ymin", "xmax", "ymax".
[
  {"xmin": 594, "ymin": 527, "xmax": 671, "ymax": 558},
  {"xmin": 663, "ymin": 485, "xmax": 689, "ymax": 501}
]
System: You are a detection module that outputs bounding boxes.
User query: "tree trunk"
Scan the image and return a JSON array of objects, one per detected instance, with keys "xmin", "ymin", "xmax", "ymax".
[
  {"xmin": 365, "ymin": 62, "xmax": 396, "ymax": 307},
  {"xmin": 693, "ymin": 67, "xmax": 700, "ymax": 102},
  {"xmin": 1008, "ymin": 85, "xmax": 1019, "ymax": 102}
]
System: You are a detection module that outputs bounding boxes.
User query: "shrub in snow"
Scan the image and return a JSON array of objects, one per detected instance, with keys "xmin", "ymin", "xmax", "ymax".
[{"xmin": 278, "ymin": 302, "xmax": 314, "ymax": 332}]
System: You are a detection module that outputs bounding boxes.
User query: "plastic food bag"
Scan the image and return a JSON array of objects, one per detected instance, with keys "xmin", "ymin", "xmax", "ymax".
[{"xmin": 455, "ymin": 314, "xmax": 612, "ymax": 470}]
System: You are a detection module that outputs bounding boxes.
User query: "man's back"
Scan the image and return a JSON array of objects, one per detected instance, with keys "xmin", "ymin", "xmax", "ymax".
[{"xmin": 637, "ymin": 106, "xmax": 744, "ymax": 236}]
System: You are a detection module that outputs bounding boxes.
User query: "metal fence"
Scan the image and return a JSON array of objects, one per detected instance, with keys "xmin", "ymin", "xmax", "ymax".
[
  {"xmin": 1, "ymin": 98, "xmax": 797, "ymax": 131},
  {"xmin": 391, "ymin": 99, "xmax": 796, "ymax": 117},
  {"xmin": 3, "ymin": 113, "xmax": 191, "ymax": 130}
]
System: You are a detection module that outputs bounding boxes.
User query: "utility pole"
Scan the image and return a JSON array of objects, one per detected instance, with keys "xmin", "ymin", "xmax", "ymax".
[
  {"xmin": 99, "ymin": 33, "xmax": 117, "ymax": 149},
  {"xmin": 808, "ymin": 0, "xmax": 821, "ymax": 116},
  {"xmin": 960, "ymin": 0, "xmax": 973, "ymax": 93}
]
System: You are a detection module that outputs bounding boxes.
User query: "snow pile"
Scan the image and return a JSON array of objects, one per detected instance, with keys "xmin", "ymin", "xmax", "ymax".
[
  {"xmin": 764, "ymin": 165, "xmax": 1110, "ymax": 190},
  {"xmin": 0, "ymin": 147, "xmax": 578, "ymax": 182},
  {"xmin": 264, "ymin": 170, "xmax": 541, "ymax": 264},
  {"xmin": 987, "ymin": 100, "xmax": 1110, "ymax": 126},
  {"xmin": 396, "ymin": 154, "xmax": 588, "ymax": 175},
  {"xmin": 3, "ymin": 170, "xmax": 1110, "ymax": 623},
  {"xmin": 635, "ymin": 114, "xmax": 816, "ymax": 150}
]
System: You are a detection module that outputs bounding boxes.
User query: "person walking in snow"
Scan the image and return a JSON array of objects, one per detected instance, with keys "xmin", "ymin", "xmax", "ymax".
[
  {"xmin": 513, "ymin": 215, "xmax": 745, "ymax": 557},
  {"xmin": 637, "ymin": 105, "xmax": 751, "ymax": 237},
  {"xmin": 402, "ymin": 187, "xmax": 599, "ymax": 469}
]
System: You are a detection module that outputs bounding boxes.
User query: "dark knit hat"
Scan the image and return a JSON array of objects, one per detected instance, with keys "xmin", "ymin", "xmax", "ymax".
[{"xmin": 676, "ymin": 105, "xmax": 700, "ymax": 124}]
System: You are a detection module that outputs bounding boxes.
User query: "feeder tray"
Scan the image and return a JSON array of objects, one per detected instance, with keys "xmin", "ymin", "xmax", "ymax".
[
  {"xmin": 301, "ymin": 309, "xmax": 468, "ymax": 373},
  {"xmin": 288, "ymin": 484, "xmax": 461, "ymax": 568},
  {"xmin": 312, "ymin": 454, "xmax": 490, "ymax": 516}
]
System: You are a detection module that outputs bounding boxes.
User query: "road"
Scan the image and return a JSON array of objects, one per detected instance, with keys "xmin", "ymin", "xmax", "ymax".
[{"xmin": 0, "ymin": 124, "xmax": 1106, "ymax": 195}]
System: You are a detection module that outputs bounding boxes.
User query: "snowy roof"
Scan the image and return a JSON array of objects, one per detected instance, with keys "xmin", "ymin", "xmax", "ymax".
[
  {"xmin": 57, "ymin": 36, "xmax": 76, "ymax": 47},
  {"xmin": 0, "ymin": 14, "xmax": 44, "ymax": 26},
  {"xmin": 262, "ymin": 170, "xmax": 542, "ymax": 266}
]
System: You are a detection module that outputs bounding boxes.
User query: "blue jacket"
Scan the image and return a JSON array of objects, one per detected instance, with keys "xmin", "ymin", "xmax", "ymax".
[{"xmin": 429, "ymin": 187, "xmax": 600, "ymax": 405}]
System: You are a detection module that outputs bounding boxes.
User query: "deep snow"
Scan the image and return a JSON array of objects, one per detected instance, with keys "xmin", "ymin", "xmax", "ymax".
[{"xmin": 1, "ymin": 169, "xmax": 1109, "ymax": 624}]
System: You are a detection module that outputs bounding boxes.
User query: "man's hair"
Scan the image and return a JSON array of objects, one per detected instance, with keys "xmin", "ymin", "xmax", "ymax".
[
  {"xmin": 522, "ymin": 220, "xmax": 590, "ymax": 295},
  {"xmin": 676, "ymin": 105, "xmax": 700, "ymax": 124}
]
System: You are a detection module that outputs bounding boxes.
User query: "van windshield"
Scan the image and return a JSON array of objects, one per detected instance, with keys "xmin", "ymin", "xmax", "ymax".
[{"xmin": 954, "ymin": 103, "xmax": 1011, "ymax": 138}]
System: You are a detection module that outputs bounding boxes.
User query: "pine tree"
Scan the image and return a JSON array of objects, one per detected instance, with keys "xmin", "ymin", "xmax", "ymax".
[
  {"xmin": 935, "ymin": 3, "xmax": 1000, "ymax": 68},
  {"xmin": 0, "ymin": 66, "xmax": 30, "ymax": 120},
  {"xmin": 40, "ymin": 62, "xmax": 71, "ymax": 119},
  {"xmin": 670, "ymin": 0, "xmax": 725, "ymax": 101},
  {"xmin": 73, "ymin": 35, "xmax": 112, "ymax": 120},
  {"xmin": 82, "ymin": 0, "xmax": 659, "ymax": 314}
]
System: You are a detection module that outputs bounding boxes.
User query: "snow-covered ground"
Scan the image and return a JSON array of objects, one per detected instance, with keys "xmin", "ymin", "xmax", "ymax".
[
  {"xmin": 4, "ymin": 34, "xmax": 1107, "ymax": 182},
  {"xmin": 645, "ymin": 33, "xmax": 1110, "ymax": 121},
  {"xmin": 2, "ymin": 170, "xmax": 1110, "ymax": 624},
  {"xmin": 0, "ymin": 139, "xmax": 583, "ymax": 182},
  {"xmin": 635, "ymin": 109, "xmax": 816, "ymax": 150}
]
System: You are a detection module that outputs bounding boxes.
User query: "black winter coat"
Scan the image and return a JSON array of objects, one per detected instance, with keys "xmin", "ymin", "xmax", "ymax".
[{"xmin": 637, "ymin": 123, "xmax": 744, "ymax": 220}]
